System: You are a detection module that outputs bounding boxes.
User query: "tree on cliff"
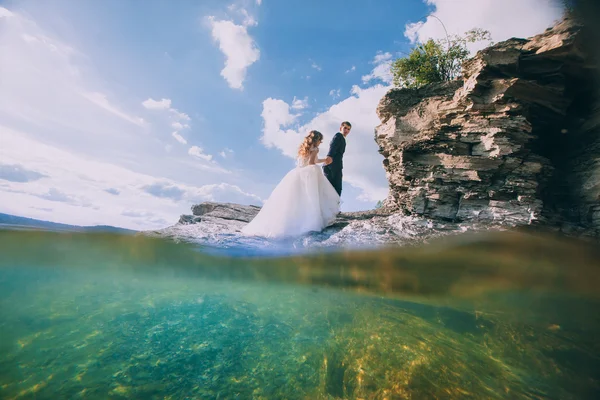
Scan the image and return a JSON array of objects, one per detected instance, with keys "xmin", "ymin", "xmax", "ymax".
[{"xmin": 391, "ymin": 28, "xmax": 491, "ymax": 88}]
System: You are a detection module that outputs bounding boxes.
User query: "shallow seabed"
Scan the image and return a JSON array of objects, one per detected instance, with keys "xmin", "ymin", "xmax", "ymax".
[{"xmin": 0, "ymin": 229, "xmax": 599, "ymax": 399}]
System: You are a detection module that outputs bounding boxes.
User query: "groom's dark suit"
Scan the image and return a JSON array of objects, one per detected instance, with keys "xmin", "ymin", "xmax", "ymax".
[{"xmin": 323, "ymin": 132, "xmax": 346, "ymax": 196}]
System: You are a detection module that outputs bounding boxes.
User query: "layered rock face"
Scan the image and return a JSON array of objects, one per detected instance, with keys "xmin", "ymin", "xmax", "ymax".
[{"xmin": 376, "ymin": 18, "xmax": 599, "ymax": 236}]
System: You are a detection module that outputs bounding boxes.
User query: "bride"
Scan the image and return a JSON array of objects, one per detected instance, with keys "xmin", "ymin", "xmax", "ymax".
[{"xmin": 241, "ymin": 130, "xmax": 340, "ymax": 239}]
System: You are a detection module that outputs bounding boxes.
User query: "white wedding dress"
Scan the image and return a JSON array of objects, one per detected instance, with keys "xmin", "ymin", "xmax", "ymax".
[{"xmin": 241, "ymin": 147, "xmax": 340, "ymax": 239}]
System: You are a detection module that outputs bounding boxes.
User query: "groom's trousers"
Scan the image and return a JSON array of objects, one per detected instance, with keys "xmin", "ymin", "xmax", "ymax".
[{"xmin": 323, "ymin": 167, "xmax": 342, "ymax": 196}]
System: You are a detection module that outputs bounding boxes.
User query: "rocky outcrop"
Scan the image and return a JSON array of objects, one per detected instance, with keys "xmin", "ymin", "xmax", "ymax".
[
  {"xmin": 180, "ymin": 202, "xmax": 261, "ymax": 225},
  {"xmin": 375, "ymin": 17, "xmax": 599, "ymax": 237},
  {"xmin": 148, "ymin": 202, "xmax": 489, "ymax": 252}
]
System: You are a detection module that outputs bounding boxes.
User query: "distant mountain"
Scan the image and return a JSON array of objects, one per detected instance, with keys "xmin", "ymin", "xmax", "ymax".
[{"xmin": 0, "ymin": 213, "xmax": 136, "ymax": 233}]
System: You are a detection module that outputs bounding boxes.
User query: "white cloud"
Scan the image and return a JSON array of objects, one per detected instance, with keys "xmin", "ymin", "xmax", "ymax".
[
  {"xmin": 260, "ymin": 86, "xmax": 390, "ymax": 202},
  {"xmin": 142, "ymin": 97, "xmax": 189, "ymax": 121},
  {"xmin": 186, "ymin": 182, "xmax": 263, "ymax": 205},
  {"xmin": 142, "ymin": 98, "xmax": 172, "ymax": 110},
  {"xmin": 405, "ymin": 0, "xmax": 564, "ymax": 53},
  {"xmin": 226, "ymin": 4, "xmax": 258, "ymax": 27},
  {"xmin": 240, "ymin": 9, "xmax": 258, "ymax": 27},
  {"xmin": 0, "ymin": 6, "xmax": 15, "ymax": 18},
  {"xmin": 346, "ymin": 66, "xmax": 356, "ymax": 73},
  {"xmin": 219, "ymin": 148, "xmax": 234, "ymax": 158},
  {"xmin": 310, "ymin": 60, "xmax": 322, "ymax": 71},
  {"xmin": 142, "ymin": 97, "xmax": 191, "ymax": 144},
  {"xmin": 207, "ymin": 14, "xmax": 260, "ymax": 90},
  {"xmin": 260, "ymin": 98, "xmax": 301, "ymax": 155},
  {"xmin": 170, "ymin": 109, "xmax": 190, "ymax": 121},
  {"xmin": 291, "ymin": 96, "xmax": 309, "ymax": 110},
  {"xmin": 188, "ymin": 145, "xmax": 213, "ymax": 161},
  {"xmin": 256, "ymin": 0, "xmax": 262, "ymax": 5},
  {"xmin": 329, "ymin": 89, "xmax": 341, "ymax": 99},
  {"xmin": 0, "ymin": 127, "xmax": 259, "ymax": 229},
  {"xmin": 361, "ymin": 52, "xmax": 393, "ymax": 84},
  {"xmin": 172, "ymin": 131, "xmax": 187, "ymax": 144},
  {"xmin": 373, "ymin": 52, "xmax": 392, "ymax": 64},
  {"xmin": 171, "ymin": 121, "xmax": 187, "ymax": 130}
]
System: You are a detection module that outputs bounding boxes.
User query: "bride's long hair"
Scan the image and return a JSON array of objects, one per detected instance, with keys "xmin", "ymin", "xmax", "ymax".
[{"xmin": 298, "ymin": 130, "xmax": 323, "ymax": 158}]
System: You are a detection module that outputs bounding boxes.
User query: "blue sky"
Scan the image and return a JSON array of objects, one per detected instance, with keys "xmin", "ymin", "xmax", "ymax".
[{"xmin": 0, "ymin": 0, "xmax": 563, "ymax": 229}]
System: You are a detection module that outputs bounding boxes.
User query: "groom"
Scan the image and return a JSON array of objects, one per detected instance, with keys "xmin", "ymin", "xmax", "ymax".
[{"xmin": 323, "ymin": 121, "xmax": 351, "ymax": 196}]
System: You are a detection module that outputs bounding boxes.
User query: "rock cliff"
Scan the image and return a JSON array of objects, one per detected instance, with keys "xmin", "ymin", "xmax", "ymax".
[{"xmin": 375, "ymin": 17, "xmax": 599, "ymax": 237}]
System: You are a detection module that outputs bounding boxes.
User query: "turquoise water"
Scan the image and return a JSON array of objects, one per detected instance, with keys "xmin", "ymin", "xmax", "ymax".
[{"xmin": 0, "ymin": 229, "xmax": 599, "ymax": 399}]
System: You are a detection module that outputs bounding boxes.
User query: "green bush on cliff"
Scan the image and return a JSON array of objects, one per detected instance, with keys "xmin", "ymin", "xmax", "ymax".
[{"xmin": 391, "ymin": 28, "xmax": 492, "ymax": 88}]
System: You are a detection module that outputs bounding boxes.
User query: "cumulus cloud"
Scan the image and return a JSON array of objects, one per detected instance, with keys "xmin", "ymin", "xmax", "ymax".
[
  {"xmin": 142, "ymin": 97, "xmax": 191, "ymax": 144},
  {"xmin": 362, "ymin": 52, "xmax": 393, "ymax": 84},
  {"xmin": 329, "ymin": 89, "xmax": 341, "ymax": 99},
  {"xmin": 188, "ymin": 146, "xmax": 213, "ymax": 161},
  {"xmin": 291, "ymin": 96, "xmax": 309, "ymax": 110},
  {"xmin": 170, "ymin": 109, "xmax": 191, "ymax": 121},
  {"xmin": 405, "ymin": 0, "xmax": 564, "ymax": 53},
  {"xmin": 142, "ymin": 98, "xmax": 190, "ymax": 122},
  {"xmin": 0, "ymin": 164, "xmax": 47, "ymax": 182},
  {"xmin": 142, "ymin": 98, "xmax": 171, "ymax": 110},
  {"xmin": 207, "ymin": 10, "xmax": 260, "ymax": 90},
  {"xmin": 260, "ymin": 98, "xmax": 302, "ymax": 156},
  {"xmin": 260, "ymin": 85, "xmax": 390, "ymax": 202},
  {"xmin": 171, "ymin": 121, "xmax": 188, "ymax": 130}
]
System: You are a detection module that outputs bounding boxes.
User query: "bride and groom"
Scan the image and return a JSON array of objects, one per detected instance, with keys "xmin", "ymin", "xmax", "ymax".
[{"xmin": 242, "ymin": 121, "xmax": 352, "ymax": 239}]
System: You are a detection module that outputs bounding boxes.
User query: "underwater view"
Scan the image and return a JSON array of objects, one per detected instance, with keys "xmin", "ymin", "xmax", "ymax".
[
  {"xmin": 1, "ymin": 228, "xmax": 599, "ymax": 399},
  {"xmin": 3, "ymin": 0, "xmax": 600, "ymax": 398}
]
